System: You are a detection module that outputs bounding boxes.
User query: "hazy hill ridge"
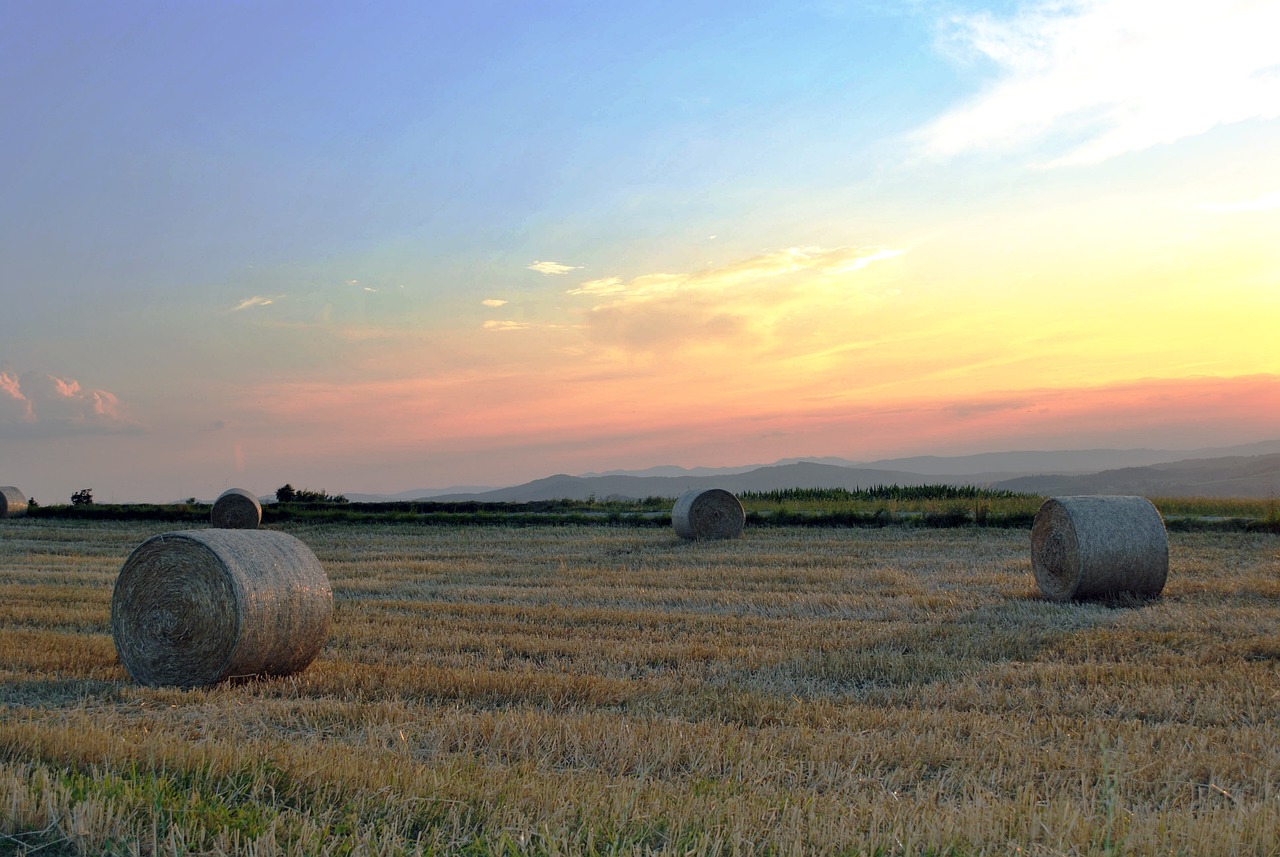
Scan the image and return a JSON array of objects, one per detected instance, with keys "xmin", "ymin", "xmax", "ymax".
[
  {"xmin": 423, "ymin": 452, "xmax": 1280, "ymax": 502},
  {"xmin": 345, "ymin": 441, "xmax": 1280, "ymax": 502},
  {"xmin": 992, "ymin": 453, "xmax": 1280, "ymax": 499}
]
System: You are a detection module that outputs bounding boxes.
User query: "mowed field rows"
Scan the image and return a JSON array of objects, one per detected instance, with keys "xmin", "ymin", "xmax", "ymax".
[{"xmin": 2, "ymin": 519, "xmax": 1279, "ymax": 855}]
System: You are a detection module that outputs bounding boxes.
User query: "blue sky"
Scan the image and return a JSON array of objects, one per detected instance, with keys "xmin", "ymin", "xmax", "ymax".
[{"xmin": 2, "ymin": 0, "xmax": 1277, "ymax": 501}]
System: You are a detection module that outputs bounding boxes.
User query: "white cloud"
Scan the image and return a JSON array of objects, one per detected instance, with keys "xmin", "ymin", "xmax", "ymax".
[
  {"xmin": 918, "ymin": 0, "xmax": 1280, "ymax": 167},
  {"xmin": 567, "ymin": 277, "xmax": 626, "ymax": 297},
  {"xmin": 1199, "ymin": 190, "xmax": 1280, "ymax": 214},
  {"xmin": 527, "ymin": 260, "xmax": 581, "ymax": 275},
  {"xmin": 482, "ymin": 299, "xmax": 509, "ymax": 307},
  {"xmin": 483, "ymin": 320, "xmax": 532, "ymax": 331},
  {"xmin": 567, "ymin": 246, "xmax": 902, "ymax": 301},
  {"xmin": 232, "ymin": 295, "xmax": 279, "ymax": 311}
]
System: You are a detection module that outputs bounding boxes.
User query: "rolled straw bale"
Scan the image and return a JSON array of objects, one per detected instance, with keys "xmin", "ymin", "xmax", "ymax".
[
  {"xmin": 672, "ymin": 488, "xmax": 745, "ymax": 540},
  {"xmin": 1030, "ymin": 495, "xmax": 1168, "ymax": 602},
  {"xmin": 0, "ymin": 486, "xmax": 27, "ymax": 518},
  {"xmin": 211, "ymin": 488, "xmax": 262, "ymax": 529},
  {"xmin": 111, "ymin": 529, "xmax": 332, "ymax": 687}
]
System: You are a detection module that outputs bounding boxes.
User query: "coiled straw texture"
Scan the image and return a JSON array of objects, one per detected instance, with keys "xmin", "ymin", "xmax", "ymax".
[
  {"xmin": 672, "ymin": 488, "xmax": 745, "ymax": 540},
  {"xmin": 211, "ymin": 488, "xmax": 262, "ymax": 529},
  {"xmin": 1031, "ymin": 495, "xmax": 1168, "ymax": 602},
  {"xmin": 111, "ymin": 529, "xmax": 332, "ymax": 687},
  {"xmin": 0, "ymin": 486, "xmax": 27, "ymax": 518}
]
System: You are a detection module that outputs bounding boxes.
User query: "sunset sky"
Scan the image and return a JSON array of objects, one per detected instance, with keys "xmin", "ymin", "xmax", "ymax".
[{"xmin": 2, "ymin": 0, "xmax": 1278, "ymax": 502}]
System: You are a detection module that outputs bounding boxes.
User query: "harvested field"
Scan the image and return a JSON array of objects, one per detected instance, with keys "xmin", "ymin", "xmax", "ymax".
[{"xmin": 1, "ymin": 519, "xmax": 1278, "ymax": 855}]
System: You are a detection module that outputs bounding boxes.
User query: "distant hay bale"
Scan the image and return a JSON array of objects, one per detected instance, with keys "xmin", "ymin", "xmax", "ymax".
[
  {"xmin": 111, "ymin": 529, "xmax": 332, "ymax": 687},
  {"xmin": 672, "ymin": 488, "xmax": 745, "ymax": 540},
  {"xmin": 0, "ymin": 486, "xmax": 27, "ymax": 518},
  {"xmin": 211, "ymin": 488, "xmax": 262, "ymax": 529},
  {"xmin": 1031, "ymin": 495, "xmax": 1168, "ymax": 602}
]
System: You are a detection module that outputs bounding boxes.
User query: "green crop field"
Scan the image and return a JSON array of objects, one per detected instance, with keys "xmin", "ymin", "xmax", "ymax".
[{"xmin": 2, "ymin": 518, "xmax": 1279, "ymax": 855}]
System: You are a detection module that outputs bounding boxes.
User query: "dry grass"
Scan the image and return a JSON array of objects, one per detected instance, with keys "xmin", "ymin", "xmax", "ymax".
[{"xmin": 1, "ymin": 518, "xmax": 1278, "ymax": 855}]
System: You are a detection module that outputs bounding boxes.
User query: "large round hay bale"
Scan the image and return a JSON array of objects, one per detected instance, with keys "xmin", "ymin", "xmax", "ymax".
[
  {"xmin": 1031, "ymin": 495, "xmax": 1168, "ymax": 602},
  {"xmin": 111, "ymin": 529, "xmax": 332, "ymax": 687},
  {"xmin": 0, "ymin": 486, "xmax": 27, "ymax": 518},
  {"xmin": 672, "ymin": 488, "xmax": 745, "ymax": 540},
  {"xmin": 211, "ymin": 488, "xmax": 262, "ymax": 529}
]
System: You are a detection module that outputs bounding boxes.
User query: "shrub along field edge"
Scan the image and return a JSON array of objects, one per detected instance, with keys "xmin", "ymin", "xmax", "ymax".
[{"xmin": 19, "ymin": 486, "xmax": 1280, "ymax": 532}]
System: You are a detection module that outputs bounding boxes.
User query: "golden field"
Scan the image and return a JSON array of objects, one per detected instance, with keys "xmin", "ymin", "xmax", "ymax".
[{"xmin": 1, "ymin": 519, "xmax": 1279, "ymax": 855}]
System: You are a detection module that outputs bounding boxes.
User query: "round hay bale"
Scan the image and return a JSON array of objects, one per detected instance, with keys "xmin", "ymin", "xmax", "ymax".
[
  {"xmin": 0, "ymin": 486, "xmax": 27, "ymax": 518},
  {"xmin": 1031, "ymin": 495, "xmax": 1168, "ymax": 602},
  {"xmin": 111, "ymin": 529, "xmax": 332, "ymax": 687},
  {"xmin": 211, "ymin": 488, "xmax": 262, "ymax": 529},
  {"xmin": 672, "ymin": 488, "xmax": 745, "ymax": 540}
]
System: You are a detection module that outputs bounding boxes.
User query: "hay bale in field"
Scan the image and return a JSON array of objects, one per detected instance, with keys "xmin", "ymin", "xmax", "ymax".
[
  {"xmin": 672, "ymin": 488, "xmax": 745, "ymax": 540},
  {"xmin": 111, "ymin": 529, "xmax": 332, "ymax": 687},
  {"xmin": 1031, "ymin": 495, "xmax": 1168, "ymax": 602},
  {"xmin": 0, "ymin": 486, "xmax": 27, "ymax": 518},
  {"xmin": 210, "ymin": 488, "xmax": 262, "ymax": 529}
]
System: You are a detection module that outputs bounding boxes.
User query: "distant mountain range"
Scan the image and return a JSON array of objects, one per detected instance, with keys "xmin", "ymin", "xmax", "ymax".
[{"xmin": 342, "ymin": 440, "xmax": 1280, "ymax": 502}]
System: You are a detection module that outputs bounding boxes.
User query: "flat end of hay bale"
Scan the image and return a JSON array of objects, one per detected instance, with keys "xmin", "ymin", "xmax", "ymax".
[
  {"xmin": 0, "ymin": 486, "xmax": 27, "ymax": 518},
  {"xmin": 111, "ymin": 529, "xmax": 331, "ymax": 687},
  {"xmin": 1031, "ymin": 495, "xmax": 1168, "ymax": 602},
  {"xmin": 672, "ymin": 488, "xmax": 745, "ymax": 540},
  {"xmin": 211, "ymin": 488, "xmax": 262, "ymax": 529}
]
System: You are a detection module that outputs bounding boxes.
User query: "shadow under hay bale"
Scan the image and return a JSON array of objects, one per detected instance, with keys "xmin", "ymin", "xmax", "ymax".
[
  {"xmin": 211, "ymin": 487, "xmax": 262, "ymax": 529},
  {"xmin": 0, "ymin": 486, "xmax": 27, "ymax": 518},
  {"xmin": 111, "ymin": 529, "xmax": 332, "ymax": 688},
  {"xmin": 1031, "ymin": 495, "xmax": 1168, "ymax": 602},
  {"xmin": 672, "ymin": 488, "xmax": 745, "ymax": 540}
]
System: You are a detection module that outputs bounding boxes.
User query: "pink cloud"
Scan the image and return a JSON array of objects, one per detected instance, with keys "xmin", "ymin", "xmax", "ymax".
[{"xmin": 0, "ymin": 371, "xmax": 141, "ymax": 437}]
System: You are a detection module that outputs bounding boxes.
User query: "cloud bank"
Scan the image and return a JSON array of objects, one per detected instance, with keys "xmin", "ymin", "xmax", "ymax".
[
  {"xmin": 919, "ymin": 0, "xmax": 1280, "ymax": 166},
  {"xmin": 0, "ymin": 370, "xmax": 140, "ymax": 437}
]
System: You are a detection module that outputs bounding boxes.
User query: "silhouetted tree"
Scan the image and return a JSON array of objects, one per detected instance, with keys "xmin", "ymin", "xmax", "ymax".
[
  {"xmin": 71, "ymin": 489, "xmax": 94, "ymax": 505},
  {"xmin": 275, "ymin": 484, "xmax": 296, "ymax": 503}
]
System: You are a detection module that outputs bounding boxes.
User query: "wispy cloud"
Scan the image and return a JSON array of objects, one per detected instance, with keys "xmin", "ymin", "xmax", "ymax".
[
  {"xmin": 483, "ymin": 320, "xmax": 533, "ymax": 331},
  {"xmin": 481, "ymin": 299, "xmax": 509, "ymax": 307},
  {"xmin": 1199, "ymin": 190, "xmax": 1280, "ymax": 214},
  {"xmin": 567, "ymin": 277, "xmax": 626, "ymax": 297},
  {"xmin": 568, "ymin": 246, "xmax": 902, "ymax": 302},
  {"xmin": 918, "ymin": 0, "xmax": 1280, "ymax": 167},
  {"xmin": 527, "ymin": 260, "xmax": 581, "ymax": 275},
  {"xmin": 567, "ymin": 245, "xmax": 904, "ymax": 353},
  {"xmin": 231, "ymin": 295, "xmax": 280, "ymax": 311}
]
